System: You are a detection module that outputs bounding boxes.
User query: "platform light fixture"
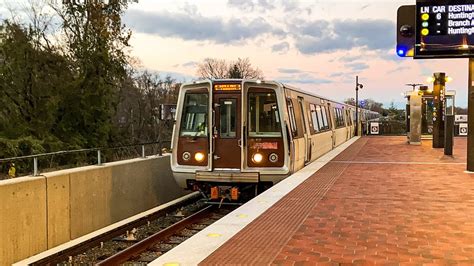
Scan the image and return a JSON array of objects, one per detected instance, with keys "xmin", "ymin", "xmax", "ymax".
[{"xmin": 427, "ymin": 75, "xmax": 452, "ymax": 83}]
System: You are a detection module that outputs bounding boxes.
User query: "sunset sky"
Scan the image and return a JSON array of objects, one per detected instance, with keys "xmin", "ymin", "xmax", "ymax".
[{"xmin": 1, "ymin": 0, "xmax": 469, "ymax": 107}]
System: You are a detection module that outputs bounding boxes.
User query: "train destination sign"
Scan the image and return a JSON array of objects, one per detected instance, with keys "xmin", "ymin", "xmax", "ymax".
[
  {"xmin": 214, "ymin": 84, "xmax": 241, "ymax": 91},
  {"xmin": 416, "ymin": 0, "xmax": 474, "ymax": 58}
]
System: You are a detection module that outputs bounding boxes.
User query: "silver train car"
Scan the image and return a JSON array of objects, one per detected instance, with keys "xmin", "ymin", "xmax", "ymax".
[{"xmin": 170, "ymin": 79, "xmax": 379, "ymax": 202}]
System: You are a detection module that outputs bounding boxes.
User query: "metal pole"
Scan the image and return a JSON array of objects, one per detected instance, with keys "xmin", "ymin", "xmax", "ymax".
[
  {"xmin": 467, "ymin": 58, "xmax": 474, "ymax": 171},
  {"xmin": 97, "ymin": 150, "xmax": 101, "ymax": 165},
  {"xmin": 433, "ymin": 72, "xmax": 446, "ymax": 148},
  {"xmin": 445, "ymin": 115, "xmax": 454, "ymax": 155},
  {"xmin": 141, "ymin": 145, "xmax": 145, "ymax": 158},
  {"xmin": 33, "ymin": 157, "xmax": 38, "ymax": 176},
  {"xmin": 355, "ymin": 76, "xmax": 359, "ymax": 136}
]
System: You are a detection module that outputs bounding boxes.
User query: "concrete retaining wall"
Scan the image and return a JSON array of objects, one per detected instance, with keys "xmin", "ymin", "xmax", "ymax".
[
  {"xmin": 0, "ymin": 177, "xmax": 47, "ymax": 265},
  {"xmin": 0, "ymin": 155, "xmax": 186, "ymax": 265}
]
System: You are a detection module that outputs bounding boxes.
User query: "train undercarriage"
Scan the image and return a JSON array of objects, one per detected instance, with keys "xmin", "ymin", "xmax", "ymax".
[{"xmin": 186, "ymin": 176, "xmax": 273, "ymax": 205}]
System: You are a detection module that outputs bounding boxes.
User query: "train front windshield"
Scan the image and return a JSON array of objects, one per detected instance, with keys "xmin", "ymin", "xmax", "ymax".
[
  {"xmin": 248, "ymin": 91, "xmax": 282, "ymax": 137},
  {"xmin": 180, "ymin": 93, "xmax": 208, "ymax": 137}
]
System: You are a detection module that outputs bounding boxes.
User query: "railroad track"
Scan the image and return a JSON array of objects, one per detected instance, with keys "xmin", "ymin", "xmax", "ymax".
[
  {"xmin": 96, "ymin": 205, "xmax": 232, "ymax": 265},
  {"xmin": 29, "ymin": 194, "xmax": 205, "ymax": 265},
  {"xmin": 28, "ymin": 194, "xmax": 234, "ymax": 265}
]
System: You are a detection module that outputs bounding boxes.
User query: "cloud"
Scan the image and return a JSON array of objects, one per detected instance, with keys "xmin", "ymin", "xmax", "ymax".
[
  {"xmin": 330, "ymin": 72, "xmax": 346, "ymax": 78},
  {"xmin": 281, "ymin": 0, "xmax": 309, "ymax": 14},
  {"xmin": 182, "ymin": 61, "xmax": 199, "ymax": 68},
  {"xmin": 386, "ymin": 65, "xmax": 410, "ymax": 74},
  {"xmin": 338, "ymin": 54, "xmax": 364, "ymax": 62},
  {"xmin": 272, "ymin": 42, "xmax": 290, "ymax": 54},
  {"xmin": 292, "ymin": 19, "xmax": 395, "ymax": 54},
  {"xmin": 344, "ymin": 62, "xmax": 369, "ymax": 71},
  {"xmin": 227, "ymin": 0, "xmax": 275, "ymax": 12},
  {"xmin": 136, "ymin": 68, "xmax": 196, "ymax": 82},
  {"xmin": 276, "ymin": 72, "xmax": 332, "ymax": 85},
  {"xmin": 328, "ymin": 71, "xmax": 358, "ymax": 83},
  {"xmin": 278, "ymin": 68, "xmax": 303, "ymax": 74},
  {"xmin": 157, "ymin": 70, "xmax": 197, "ymax": 82},
  {"xmin": 124, "ymin": 10, "xmax": 284, "ymax": 44},
  {"xmin": 277, "ymin": 78, "xmax": 332, "ymax": 85}
]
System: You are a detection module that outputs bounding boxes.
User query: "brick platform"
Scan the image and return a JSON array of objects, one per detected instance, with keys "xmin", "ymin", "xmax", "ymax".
[{"xmin": 200, "ymin": 137, "xmax": 474, "ymax": 265}]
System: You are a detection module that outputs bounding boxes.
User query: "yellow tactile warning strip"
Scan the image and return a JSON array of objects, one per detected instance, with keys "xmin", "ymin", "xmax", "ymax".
[
  {"xmin": 201, "ymin": 137, "xmax": 474, "ymax": 265},
  {"xmin": 199, "ymin": 139, "xmax": 368, "ymax": 265}
]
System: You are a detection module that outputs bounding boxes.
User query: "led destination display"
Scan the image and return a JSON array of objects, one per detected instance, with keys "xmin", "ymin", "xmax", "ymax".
[{"xmin": 416, "ymin": 0, "xmax": 474, "ymax": 58}]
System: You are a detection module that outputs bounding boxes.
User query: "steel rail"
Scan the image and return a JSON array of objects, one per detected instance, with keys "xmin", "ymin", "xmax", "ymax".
[
  {"xmin": 96, "ymin": 205, "xmax": 215, "ymax": 265},
  {"xmin": 29, "ymin": 194, "xmax": 200, "ymax": 266}
]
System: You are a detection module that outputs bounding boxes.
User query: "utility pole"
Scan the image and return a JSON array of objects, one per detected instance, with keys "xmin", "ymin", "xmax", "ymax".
[{"xmin": 355, "ymin": 76, "xmax": 364, "ymax": 136}]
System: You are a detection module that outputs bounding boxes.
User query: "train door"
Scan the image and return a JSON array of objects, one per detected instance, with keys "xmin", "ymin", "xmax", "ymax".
[
  {"xmin": 297, "ymin": 97, "xmax": 310, "ymax": 164},
  {"xmin": 212, "ymin": 85, "xmax": 241, "ymax": 169}
]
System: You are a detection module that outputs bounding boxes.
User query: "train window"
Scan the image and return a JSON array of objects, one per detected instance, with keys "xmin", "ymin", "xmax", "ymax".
[
  {"xmin": 286, "ymin": 99, "xmax": 297, "ymax": 137},
  {"xmin": 321, "ymin": 106, "xmax": 329, "ymax": 130},
  {"xmin": 309, "ymin": 104, "xmax": 320, "ymax": 133},
  {"xmin": 248, "ymin": 91, "xmax": 282, "ymax": 137},
  {"xmin": 337, "ymin": 109, "xmax": 341, "ymax": 127},
  {"xmin": 180, "ymin": 93, "xmax": 208, "ymax": 137},
  {"xmin": 219, "ymin": 99, "xmax": 236, "ymax": 138},
  {"xmin": 334, "ymin": 108, "xmax": 345, "ymax": 128},
  {"xmin": 316, "ymin": 105, "xmax": 324, "ymax": 131}
]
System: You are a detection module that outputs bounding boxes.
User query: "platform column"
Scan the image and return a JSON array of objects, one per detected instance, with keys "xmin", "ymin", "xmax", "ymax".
[
  {"xmin": 409, "ymin": 92, "xmax": 422, "ymax": 145},
  {"xmin": 432, "ymin": 72, "xmax": 445, "ymax": 148},
  {"xmin": 468, "ymin": 59, "xmax": 474, "ymax": 171}
]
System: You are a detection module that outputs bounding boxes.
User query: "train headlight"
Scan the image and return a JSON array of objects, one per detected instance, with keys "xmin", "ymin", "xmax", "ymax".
[
  {"xmin": 252, "ymin": 153, "xmax": 263, "ymax": 163},
  {"xmin": 269, "ymin": 153, "xmax": 278, "ymax": 163},
  {"xmin": 182, "ymin": 152, "xmax": 191, "ymax": 161},
  {"xmin": 195, "ymin": 152, "xmax": 205, "ymax": 162}
]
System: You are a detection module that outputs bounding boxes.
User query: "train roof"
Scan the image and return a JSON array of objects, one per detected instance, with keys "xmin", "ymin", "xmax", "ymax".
[{"xmin": 182, "ymin": 79, "xmax": 379, "ymax": 115}]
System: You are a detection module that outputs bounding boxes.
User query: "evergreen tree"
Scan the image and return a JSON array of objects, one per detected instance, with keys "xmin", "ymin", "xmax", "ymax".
[{"xmin": 53, "ymin": 0, "xmax": 132, "ymax": 148}]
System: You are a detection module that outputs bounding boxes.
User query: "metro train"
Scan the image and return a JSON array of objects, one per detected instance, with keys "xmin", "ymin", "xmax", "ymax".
[{"xmin": 170, "ymin": 79, "xmax": 379, "ymax": 202}]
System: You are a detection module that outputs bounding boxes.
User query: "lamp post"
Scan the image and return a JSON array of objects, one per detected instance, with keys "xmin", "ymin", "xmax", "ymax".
[{"xmin": 355, "ymin": 76, "xmax": 364, "ymax": 136}]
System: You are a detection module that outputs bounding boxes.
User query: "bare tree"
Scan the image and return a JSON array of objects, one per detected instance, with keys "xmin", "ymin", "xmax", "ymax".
[
  {"xmin": 196, "ymin": 58, "xmax": 229, "ymax": 79},
  {"xmin": 196, "ymin": 57, "xmax": 264, "ymax": 79},
  {"xmin": 229, "ymin": 57, "xmax": 264, "ymax": 79}
]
